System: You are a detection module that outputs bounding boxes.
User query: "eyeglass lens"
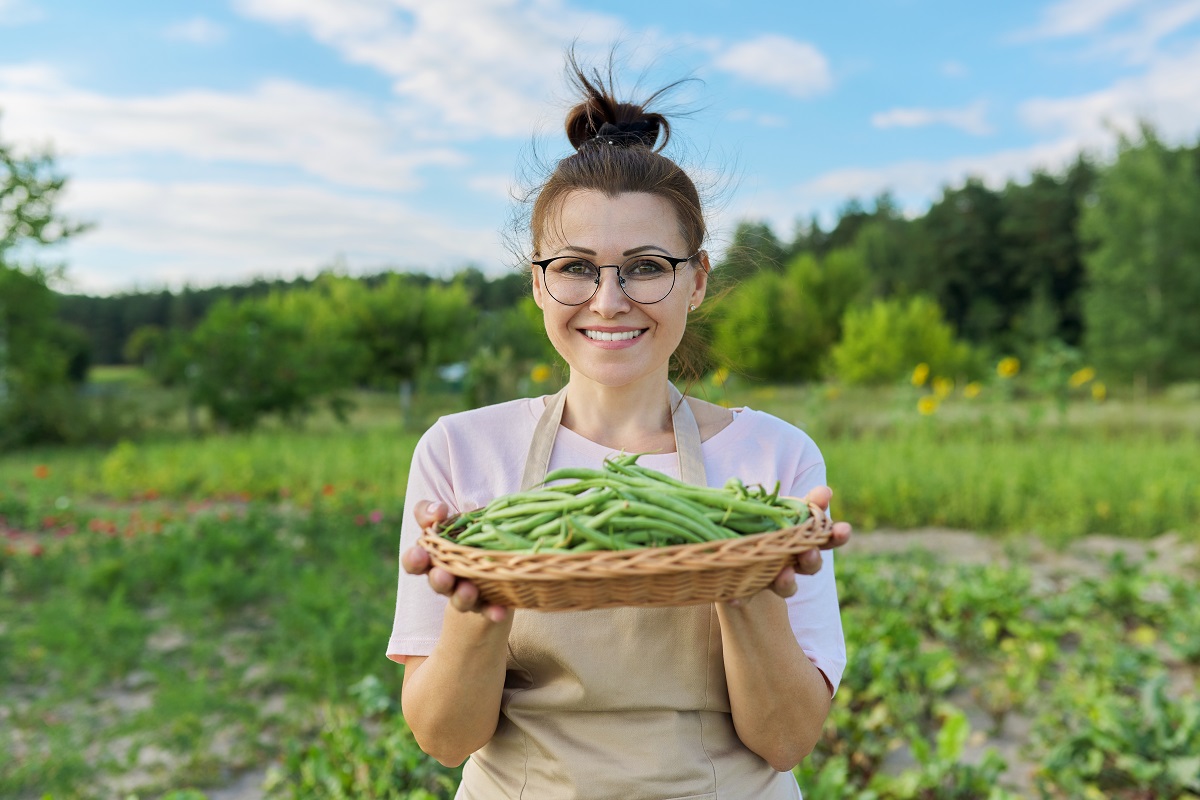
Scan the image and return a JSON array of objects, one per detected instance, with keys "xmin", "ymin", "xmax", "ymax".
[{"xmin": 542, "ymin": 256, "xmax": 679, "ymax": 305}]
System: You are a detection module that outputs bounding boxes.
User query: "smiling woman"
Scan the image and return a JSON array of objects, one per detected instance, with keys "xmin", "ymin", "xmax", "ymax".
[{"xmin": 386, "ymin": 49, "xmax": 851, "ymax": 800}]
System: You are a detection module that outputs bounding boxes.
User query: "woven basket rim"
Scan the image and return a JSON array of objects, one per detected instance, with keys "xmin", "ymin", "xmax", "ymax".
[{"xmin": 420, "ymin": 499, "xmax": 833, "ymax": 583}]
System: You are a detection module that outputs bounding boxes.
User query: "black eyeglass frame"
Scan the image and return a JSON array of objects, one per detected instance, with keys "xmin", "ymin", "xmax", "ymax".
[{"xmin": 531, "ymin": 251, "xmax": 700, "ymax": 306}]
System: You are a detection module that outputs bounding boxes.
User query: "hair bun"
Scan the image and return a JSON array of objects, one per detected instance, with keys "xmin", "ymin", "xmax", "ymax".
[
  {"xmin": 593, "ymin": 120, "xmax": 659, "ymax": 148},
  {"xmin": 563, "ymin": 55, "xmax": 672, "ymax": 152}
]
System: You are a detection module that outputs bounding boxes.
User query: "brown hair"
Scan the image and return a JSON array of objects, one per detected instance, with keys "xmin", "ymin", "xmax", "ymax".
[{"xmin": 528, "ymin": 52, "xmax": 713, "ymax": 382}]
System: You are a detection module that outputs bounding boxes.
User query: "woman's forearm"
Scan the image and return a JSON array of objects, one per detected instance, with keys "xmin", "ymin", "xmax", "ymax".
[
  {"xmin": 400, "ymin": 608, "xmax": 513, "ymax": 767},
  {"xmin": 715, "ymin": 593, "xmax": 833, "ymax": 771}
]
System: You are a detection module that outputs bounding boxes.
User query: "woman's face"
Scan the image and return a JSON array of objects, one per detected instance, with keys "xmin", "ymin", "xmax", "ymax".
[{"xmin": 531, "ymin": 190, "xmax": 708, "ymax": 390}]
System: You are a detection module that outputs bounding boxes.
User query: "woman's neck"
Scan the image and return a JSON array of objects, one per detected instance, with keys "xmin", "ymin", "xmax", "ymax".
[{"xmin": 559, "ymin": 371, "xmax": 677, "ymax": 454}]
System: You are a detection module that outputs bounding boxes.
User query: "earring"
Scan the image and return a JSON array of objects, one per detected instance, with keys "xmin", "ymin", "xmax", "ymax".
[{"xmin": 689, "ymin": 304, "xmax": 697, "ymax": 312}]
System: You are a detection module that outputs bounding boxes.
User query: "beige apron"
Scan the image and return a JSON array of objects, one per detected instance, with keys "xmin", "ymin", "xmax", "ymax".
[{"xmin": 456, "ymin": 386, "xmax": 802, "ymax": 800}]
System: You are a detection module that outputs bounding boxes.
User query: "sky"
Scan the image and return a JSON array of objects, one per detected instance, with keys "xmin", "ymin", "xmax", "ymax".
[{"xmin": 2, "ymin": 0, "xmax": 1200, "ymax": 296}]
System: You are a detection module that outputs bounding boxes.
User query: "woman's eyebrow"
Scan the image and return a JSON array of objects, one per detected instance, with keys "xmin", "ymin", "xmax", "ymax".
[{"xmin": 555, "ymin": 244, "xmax": 669, "ymax": 256}]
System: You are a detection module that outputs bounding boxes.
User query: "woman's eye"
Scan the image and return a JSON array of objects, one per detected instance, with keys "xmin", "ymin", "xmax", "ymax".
[
  {"xmin": 558, "ymin": 260, "xmax": 595, "ymax": 276},
  {"xmin": 624, "ymin": 259, "xmax": 669, "ymax": 277}
]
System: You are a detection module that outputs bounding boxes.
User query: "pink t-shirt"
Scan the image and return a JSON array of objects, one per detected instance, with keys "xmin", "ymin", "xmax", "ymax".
[{"xmin": 387, "ymin": 396, "xmax": 846, "ymax": 694}]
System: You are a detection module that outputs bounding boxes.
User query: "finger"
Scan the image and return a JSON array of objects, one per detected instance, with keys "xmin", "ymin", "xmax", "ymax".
[
  {"xmin": 449, "ymin": 580, "xmax": 481, "ymax": 613},
  {"xmin": 820, "ymin": 521, "xmax": 853, "ymax": 550},
  {"xmin": 483, "ymin": 604, "xmax": 512, "ymax": 623},
  {"xmin": 415, "ymin": 500, "xmax": 450, "ymax": 529},
  {"xmin": 771, "ymin": 565, "xmax": 798, "ymax": 597},
  {"xmin": 795, "ymin": 548, "xmax": 824, "ymax": 576},
  {"xmin": 802, "ymin": 486, "xmax": 833, "ymax": 512},
  {"xmin": 401, "ymin": 545, "xmax": 432, "ymax": 575},
  {"xmin": 427, "ymin": 566, "xmax": 458, "ymax": 596}
]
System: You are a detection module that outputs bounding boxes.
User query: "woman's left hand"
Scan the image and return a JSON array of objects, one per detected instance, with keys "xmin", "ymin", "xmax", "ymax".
[{"xmin": 769, "ymin": 485, "xmax": 851, "ymax": 597}]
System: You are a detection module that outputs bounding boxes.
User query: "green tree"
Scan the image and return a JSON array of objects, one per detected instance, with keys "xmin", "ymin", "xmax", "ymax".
[
  {"xmin": 829, "ymin": 295, "xmax": 975, "ymax": 385},
  {"xmin": 711, "ymin": 248, "xmax": 868, "ymax": 382},
  {"xmin": 0, "ymin": 120, "xmax": 91, "ymax": 446},
  {"xmin": 1080, "ymin": 128, "xmax": 1200, "ymax": 386},
  {"xmin": 919, "ymin": 178, "xmax": 1009, "ymax": 342},
  {"xmin": 718, "ymin": 220, "xmax": 788, "ymax": 277},
  {"xmin": 179, "ymin": 295, "xmax": 361, "ymax": 431}
]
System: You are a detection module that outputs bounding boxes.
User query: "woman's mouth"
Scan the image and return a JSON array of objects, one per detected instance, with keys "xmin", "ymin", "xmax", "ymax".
[{"xmin": 582, "ymin": 329, "xmax": 646, "ymax": 342}]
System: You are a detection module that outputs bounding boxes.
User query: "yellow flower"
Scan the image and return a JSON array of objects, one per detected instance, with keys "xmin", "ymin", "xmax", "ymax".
[
  {"xmin": 917, "ymin": 396, "xmax": 939, "ymax": 415},
  {"xmin": 1129, "ymin": 625, "xmax": 1158, "ymax": 647},
  {"xmin": 996, "ymin": 356, "xmax": 1020, "ymax": 379},
  {"xmin": 1068, "ymin": 367, "xmax": 1096, "ymax": 388},
  {"xmin": 530, "ymin": 364, "xmax": 552, "ymax": 383},
  {"xmin": 963, "ymin": 382, "xmax": 982, "ymax": 399},
  {"xmin": 1092, "ymin": 381, "xmax": 1107, "ymax": 402},
  {"xmin": 911, "ymin": 363, "xmax": 930, "ymax": 387},
  {"xmin": 932, "ymin": 376, "xmax": 954, "ymax": 399},
  {"xmin": 711, "ymin": 366, "xmax": 730, "ymax": 387}
]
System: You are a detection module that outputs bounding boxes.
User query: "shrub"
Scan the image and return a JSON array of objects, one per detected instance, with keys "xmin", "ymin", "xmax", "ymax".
[{"xmin": 829, "ymin": 295, "xmax": 976, "ymax": 385}]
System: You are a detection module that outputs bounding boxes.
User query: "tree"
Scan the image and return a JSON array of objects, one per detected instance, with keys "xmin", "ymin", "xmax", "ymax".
[
  {"xmin": 829, "ymin": 295, "xmax": 975, "ymax": 386},
  {"xmin": 999, "ymin": 159, "xmax": 1095, "ymax": 353},
  {"xmin": 178, "ymin": 294, "xmax": 361, "ymax": 431},
  {"xmin": 711, "ymin": 248, "xmax": 869, "ymax": 382},
  {"xmin": 718, "ymin": 220, "xmax": 788, "ymax": 277},
  {"xmin": 919, "ymin": 178, "xmax": 1009, "ymax": 342},
  {"xmin": 1080, "ymin": 127, "xmax": 1200, "ymax": 387},
  {"xmin": 0, "ymin": 119, "xmax": 92, "ymax": 447}
]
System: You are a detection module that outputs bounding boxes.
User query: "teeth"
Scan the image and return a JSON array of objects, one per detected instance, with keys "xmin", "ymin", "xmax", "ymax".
[{"xmin": 584, "ymin": 329, "xmax": 643, "ymax": 341}]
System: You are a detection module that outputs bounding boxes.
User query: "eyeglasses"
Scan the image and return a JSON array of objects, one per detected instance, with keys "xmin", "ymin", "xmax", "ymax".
[{"xmin": 532, "ymin": 252, "xmax": 698, "ymax": 306}]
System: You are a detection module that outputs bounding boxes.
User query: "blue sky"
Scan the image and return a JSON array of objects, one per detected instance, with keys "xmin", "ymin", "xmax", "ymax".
[{"xmin": 2, "ymin": 0, "xmax": 1199, "ymax": 295}]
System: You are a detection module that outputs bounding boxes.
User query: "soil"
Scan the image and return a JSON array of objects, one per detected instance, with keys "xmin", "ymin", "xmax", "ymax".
[{"xmin": 73, "ymin": 528, "xmax": 1200, "ymax": 798}]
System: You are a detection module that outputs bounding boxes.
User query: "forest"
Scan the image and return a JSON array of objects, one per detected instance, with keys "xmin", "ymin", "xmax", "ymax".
[{"xmin": 3, "ymin": 123, "xmax": 1198, "ymax": 448}]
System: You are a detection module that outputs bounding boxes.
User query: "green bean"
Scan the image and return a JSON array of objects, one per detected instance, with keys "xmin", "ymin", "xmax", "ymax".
[{"xmin": 437, "ymin": 453, "xmax": 810, "ymax": 552}]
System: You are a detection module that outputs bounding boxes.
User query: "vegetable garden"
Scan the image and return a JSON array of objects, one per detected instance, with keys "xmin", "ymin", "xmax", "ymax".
[{"xmin": 2, "ymin": 381, "xmax": 1197, "ymax": 799}]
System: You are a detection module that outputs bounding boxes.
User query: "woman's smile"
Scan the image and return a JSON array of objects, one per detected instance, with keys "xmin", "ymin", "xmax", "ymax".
[{"xmin": 580, "ymin": 326, "xmax": 648, "ymax": 347}]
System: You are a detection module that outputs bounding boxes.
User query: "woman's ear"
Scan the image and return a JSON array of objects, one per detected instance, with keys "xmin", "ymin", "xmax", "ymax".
[
  {"xmin": 689, "ymin": 250, "xmax": 711, "ymax": 309},
  {"xmin": 531, "ymin": 264, "xmax": 546, "ymax": 310}
]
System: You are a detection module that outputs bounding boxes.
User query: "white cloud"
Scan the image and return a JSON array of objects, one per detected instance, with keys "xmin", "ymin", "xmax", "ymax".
[
  {"xmin": 729, "ymin": 137, "xmax": 1089, "ymax": 236},
  {"xmin": 1014, "ymin": 0, "xmax": 1146, "ymax": 39},
  {"xmin": 1090, "ymin": 0, "xmax": 1200, "ymax": 63},
  {"xmin": 1020, "ymin": 43, "xmax": 1200, "ymax": 144},
  {"xmin": 872, "ymin": 100, "xmax": 993, "ymax": 136},
  {"xmin": 732, "ymin": 40, "xmax": 1200, "ymax": 232},
  {"xmin": 712, "ymin": 34, "xmax": 832, "ymax": 98},
  {"xmin": 727, "ymin": 108, "xmax": 788, "ymax": 128},
  {"xmin": 941, "ymin": 60, "xmax": 969, "ymax": 78},
  {"xmin": 56, "ymin": 179, "xmax": 500, "ymax": 294},
  {"xmin": 164, "ymin": 16, "xmax": 228, "ymax": 45},
  {"xmin": 467, "ymin": 173, "xmax": 517, "ymax": 201},
  {"xmin": 231, "ymin": 0, "xmax": 627, "ymax": 139},
  {"xmin": 0, "ymin": 64, "xmax": 463, "ymax": 190},
  {"xmin": 0, "ymin": 0, "xmax": 43, "ymax": 25}
]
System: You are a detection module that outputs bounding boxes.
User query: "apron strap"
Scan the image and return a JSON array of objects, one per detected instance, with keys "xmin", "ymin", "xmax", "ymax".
[{"xmin": 520, "ymin": 384, "xmax": 708, "ymax": 492}]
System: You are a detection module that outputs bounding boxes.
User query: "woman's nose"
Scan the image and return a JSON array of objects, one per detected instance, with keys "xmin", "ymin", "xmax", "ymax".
[{"xmin": 589, "ymin": 266, "xmax": 631, "ymax": 314}]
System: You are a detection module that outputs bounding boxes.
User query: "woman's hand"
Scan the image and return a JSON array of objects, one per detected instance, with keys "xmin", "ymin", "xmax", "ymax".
[
  {"xmin": 402, "ymin": 500, "xmax": 513, "ymax": 623},
  {"xmin": 758, "ymin": 485, "xmax": 851, "ymax": 601}
]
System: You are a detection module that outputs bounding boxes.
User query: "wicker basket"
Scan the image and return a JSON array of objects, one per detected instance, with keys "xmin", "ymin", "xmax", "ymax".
[{"xmin": 418, "ymin": 500, "xmax": 833, "ymax": 611}]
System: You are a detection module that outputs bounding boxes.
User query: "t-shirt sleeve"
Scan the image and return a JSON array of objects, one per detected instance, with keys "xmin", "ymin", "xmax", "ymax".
[
  {"xmin": 784, "ymin": 455, "xmax": 848, "ymax": 696},
  {"xmin": 386, "ymin": 423, "xmax": 456, "ymax": 664}
]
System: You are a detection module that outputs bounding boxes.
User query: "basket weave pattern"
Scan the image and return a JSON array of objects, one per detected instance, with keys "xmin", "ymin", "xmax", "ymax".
[{"xmin": 419, "ymin": 501, "xmax": 833, "ymax": 611}]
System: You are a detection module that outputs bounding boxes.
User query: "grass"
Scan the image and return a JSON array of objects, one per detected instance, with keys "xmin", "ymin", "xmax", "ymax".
[{"xmin": 2, "ymin": 380, "xmax": 1199, "ymax": 797}]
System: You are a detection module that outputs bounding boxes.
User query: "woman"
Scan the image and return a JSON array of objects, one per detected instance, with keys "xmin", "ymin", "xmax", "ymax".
[{"xmin": 387, "ymin": 57, "xmax": 851, "ymax": 800}]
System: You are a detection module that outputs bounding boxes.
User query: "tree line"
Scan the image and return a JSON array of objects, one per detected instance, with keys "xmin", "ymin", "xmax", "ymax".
[{"xmin": 3, "ymin": 121, "xmax": 1199, "ymax": 446}]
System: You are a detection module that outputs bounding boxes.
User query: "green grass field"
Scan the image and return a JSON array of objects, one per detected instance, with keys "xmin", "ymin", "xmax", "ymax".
[{"xmin": 1, "ymin": 380, "xmax": 1198, "ymax": 798}]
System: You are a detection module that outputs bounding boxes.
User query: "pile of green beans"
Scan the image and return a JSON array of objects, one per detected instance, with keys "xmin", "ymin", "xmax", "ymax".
[{"xmin": 438, "ymin": 454, "xmax": 810, "ymax": 553}]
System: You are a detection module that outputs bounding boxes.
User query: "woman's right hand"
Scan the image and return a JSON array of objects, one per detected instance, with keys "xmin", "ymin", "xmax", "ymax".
[{"xmin": 402, "ymin": 500, "xmax": 513, "ymax": 623}]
